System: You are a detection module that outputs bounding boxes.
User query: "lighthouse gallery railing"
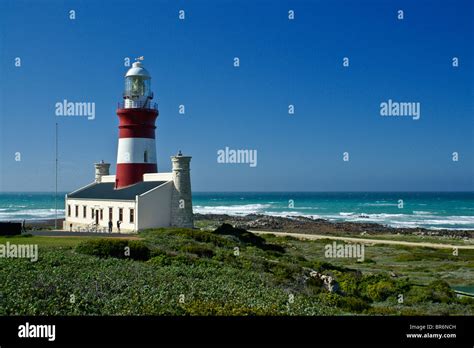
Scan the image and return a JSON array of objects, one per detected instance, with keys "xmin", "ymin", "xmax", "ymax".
[{"xmin": 117, "ymin": 100, "xmax": 158, "ymax": 110}]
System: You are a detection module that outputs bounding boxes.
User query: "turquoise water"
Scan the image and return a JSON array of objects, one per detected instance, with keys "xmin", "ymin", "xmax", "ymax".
[
  {"xmin": 0, "ymin": 193, "xmax": 66, "ymax": 221},
  {"xmin": 193, "ymin": 192, "xmax": 474, "ymax": 230},
  {"xmin": 0, "ymin": 192, "xmax": 473, "ymax": 230}
]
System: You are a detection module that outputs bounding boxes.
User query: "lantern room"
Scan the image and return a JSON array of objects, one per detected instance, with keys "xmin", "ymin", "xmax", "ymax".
[{"xmin": 123, "ymin": 61, "xmax": 153, "ymax": 109}]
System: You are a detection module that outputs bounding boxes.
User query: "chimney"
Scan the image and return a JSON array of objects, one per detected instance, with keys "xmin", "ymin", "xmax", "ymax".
[{"xmin": 95, "ymin": 160, "xmax": 110, "ymax": 183}]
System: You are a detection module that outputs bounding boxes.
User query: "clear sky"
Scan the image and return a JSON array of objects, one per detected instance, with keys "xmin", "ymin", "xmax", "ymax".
[{"xmin": 0, "ymin": 0, "xmax": 473, "ymax": 192}]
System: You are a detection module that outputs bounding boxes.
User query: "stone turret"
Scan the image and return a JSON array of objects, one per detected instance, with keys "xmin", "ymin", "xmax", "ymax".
[
  {"xmin": 170, "ymin": 151, "xmax": 194, "ymax": 228},
  {"xmin": 94, "ymin": 160, "xmax": 110, "ymax": 183}
]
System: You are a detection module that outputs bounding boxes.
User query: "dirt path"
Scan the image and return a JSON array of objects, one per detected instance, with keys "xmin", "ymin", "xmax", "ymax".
[{"xmin": 250, "ymin": 230, "xmax": 474, "ymax": 250}]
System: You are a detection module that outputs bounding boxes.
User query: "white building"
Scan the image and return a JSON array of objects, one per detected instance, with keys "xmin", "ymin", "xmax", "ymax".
[{"xmin": 64, "ymin": 154, "xmax": 193, "ymax": 233}]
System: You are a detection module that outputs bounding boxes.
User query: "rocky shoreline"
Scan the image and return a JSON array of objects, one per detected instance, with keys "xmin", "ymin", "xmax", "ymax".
[
  {"xmin": 195, "ymin": 213, "xmax": 474, "ymax": 239},
  {"xmin": 17, "ymin": 215, "xmax": 474, "ymax": 239}
]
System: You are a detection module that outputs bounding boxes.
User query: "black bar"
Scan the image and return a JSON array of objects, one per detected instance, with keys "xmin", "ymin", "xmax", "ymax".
[
  {"xmin": 0, "ymin": 222, "xmax": 21, "ymax": 236},
  {"xmin": 0, "ymin": 316, "xmax": 472, "ymax": 346}
]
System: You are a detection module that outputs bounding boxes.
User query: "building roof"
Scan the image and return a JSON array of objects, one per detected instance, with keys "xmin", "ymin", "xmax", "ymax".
[{"xmin": 68, "ymin": 181, "xmax": 166, "ymax": 200}]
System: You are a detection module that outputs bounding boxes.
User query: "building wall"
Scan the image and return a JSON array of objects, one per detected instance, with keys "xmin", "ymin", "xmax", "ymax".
[
  {"xmin": 137, "ymin": 181, "xmax": 173, "ymax": 229},
  {"xmin": 64, "ymin": 198, "xmax": 137, "ymax": 232},
  {"xmin": 143, "ymin": 172, "xmax": 173, "ymax": 181},
  {"xmin": 100, "ymin": 175, "xmax": 116, "ymax": 183}
]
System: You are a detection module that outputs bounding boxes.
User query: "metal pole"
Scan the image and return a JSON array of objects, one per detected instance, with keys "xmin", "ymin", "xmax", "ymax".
[{"xmin": 55, "ymin": 122, "xmax": 58, "ymax": 229}]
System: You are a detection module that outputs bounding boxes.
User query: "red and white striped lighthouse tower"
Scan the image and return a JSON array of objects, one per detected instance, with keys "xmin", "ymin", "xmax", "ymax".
[{"xmin": 115, "ymin": 59, "xmax": 159, "ymax": 189}]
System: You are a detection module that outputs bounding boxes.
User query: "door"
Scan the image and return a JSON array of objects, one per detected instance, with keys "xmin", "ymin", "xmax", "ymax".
[{"xmin": 95, "ymin": 210, "xmax": 99, "ymax": 225}]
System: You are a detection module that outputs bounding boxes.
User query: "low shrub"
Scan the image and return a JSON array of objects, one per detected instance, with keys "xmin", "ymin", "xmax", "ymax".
[
  {"xmin": 182, "ymin": 299, "xmax": 280, "ymax": 316},
  {"xmin": 360, "ymin": 258, "xmax": 376, "ymax": 264},
  {"xmin": 339, "ymin": 296, "xmax": 371, "ymax": 312},
  {"xmin": 269, "ymin": 262, "xmax": 300, "ymax": 284},
  {"xmin": 148, "ymin": 254, "xmax": 173, "ymax": 266},
  {"xmin": 75, "ymin": 239, "xmax": 150, "ymax": 261},
  {"xmin": 282, "ymin": 235, "xmax": 299, "ymax": 241},
  {"xmin": 305, "ymin": 276, "xmax": 324, "ymax": 295},
  {"xmin": 365, "ymin": 281, "xmax": 397, "ymax": 302},
  {"xmin": 213, "ymin": 224, "xmax": 285, "ymax": 253},
  {"xmin": 312, "ymin": 260, "xmax": 349, "ymax": 273},
  {"xmin": 171, "ymin": 228, "xmax": 230, "ymax": 246},
  {"xmin": 150, "ymin": 247, "xmax": 168, "ymax": 258},
  {"xmin": 318, "ymin": 292, "xmax": 370, "ymax": 313},
  {"xmin": 336, "ymin": 272, "xmax": 360, "ymax": 297},
  {"xmin": 426, "ymin": 279, "xmax": 455, "ymax": 302},
  {"xmin": 356, "ymin": 273, "xmax": 413, "ymax": 302},
  {"xmin": 458, "ymin": 296, "xmax": 474, "ymax": 305},
  {"xmin": 404, "ymin": 280, "xmax": 455, "ymax": 305},
  {"xmin": 181, "ymin": 244, "xmax": 215, "ymax": 258},
  {"xmin": 367, "ymin": 306, "xmax": 398, "ymax": 315}
]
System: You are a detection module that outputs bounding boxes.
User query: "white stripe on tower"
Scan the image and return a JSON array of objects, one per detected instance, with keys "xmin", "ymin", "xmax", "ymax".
[{"xmin": 117, "ymin": 138, "xmax": 157, "ymax": 164}]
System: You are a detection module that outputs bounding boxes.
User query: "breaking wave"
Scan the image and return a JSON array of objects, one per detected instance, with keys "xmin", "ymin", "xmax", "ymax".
[
  {"xmin": 0, "ymin": 209, "xmax": 65, "ymax": 221},
  {"xmin": 193, "ymin": 204, "xmax": 271, "ymax": 216}
]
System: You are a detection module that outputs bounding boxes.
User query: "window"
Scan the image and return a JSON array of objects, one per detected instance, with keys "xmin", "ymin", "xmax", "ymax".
[
  {"xmin": 91, "ymin": 208, "xmax": 94, "ymax": 218},
  {"xmin": 109, "ymin": 207, "xmax": 113, "ymax": 221},
  {"xmin": 75, "ymin": 205, "xmax": 79, "ymax": 217},
  {"xmin": 119, "ymin": 208, "xmax": 123, "ymax": 222},
  {"xmin": 100, "ymin": 209, "xmax": 103, "ymax": 220},
  {"xmin": 130, "ymin": 208, "xmax": 134, "ymax": 223},
  {"xmin": 125, "ymin": 76, "xmax": 150, "ymax": 97},
  {"xmin": 83, "ymin": 206, "xmax": 87, "ymax": 218},
  {"xmin": 144, "ymin": 150, "xmax": 148, "ymax": 163},
  {"xmin": 68, "ymin": 205, "xmax": 71, "ymax": 217}
]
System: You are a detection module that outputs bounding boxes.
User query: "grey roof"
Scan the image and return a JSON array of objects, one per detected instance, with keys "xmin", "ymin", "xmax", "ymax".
[{"xmin": 68, "ymin": 181, "xmax": 166, "ymax": 200}]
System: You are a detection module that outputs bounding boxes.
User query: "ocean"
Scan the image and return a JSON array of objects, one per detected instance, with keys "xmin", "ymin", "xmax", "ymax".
[{"xmin": 0, "ymin": 192, "xmax": 473, "ymax": 230}]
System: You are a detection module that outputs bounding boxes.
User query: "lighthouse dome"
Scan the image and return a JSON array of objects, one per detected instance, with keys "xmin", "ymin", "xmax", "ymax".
[{"xmin": 125, "ymin": 61, "xmax": 151, "ymax": 79}]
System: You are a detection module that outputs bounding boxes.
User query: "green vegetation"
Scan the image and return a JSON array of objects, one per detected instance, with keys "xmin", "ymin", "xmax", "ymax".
[
  {"xmin": 0, "ymin": 234, "xmax": 90, "ymax": 248},
  {"xmin": 0, "ymin": 226, "xmax": 473, "ymax": 315},
  {"xmin": 76, "ymin": 239, "xmax": 151, "ymax": 261}
]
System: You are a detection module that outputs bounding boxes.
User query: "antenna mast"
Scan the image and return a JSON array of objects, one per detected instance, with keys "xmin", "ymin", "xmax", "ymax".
[{"xmin": 55, "ymin": 122, "xmax": 58, "ymax": 230}]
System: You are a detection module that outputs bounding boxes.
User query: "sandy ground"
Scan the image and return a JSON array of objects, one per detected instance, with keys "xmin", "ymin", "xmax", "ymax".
[{"xmin": 251, "ymin": 230, "xmax": 474, "ymax": 250}]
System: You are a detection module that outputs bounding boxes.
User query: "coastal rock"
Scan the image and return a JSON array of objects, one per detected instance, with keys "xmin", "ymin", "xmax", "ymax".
[
  {"xmin": 194, "ymin": 213, "xmax": 474, "ymax": 239},
  {"xmin": 309, "ymin": 270, "xmax": 340, "ymax": 293},
  {"xmin": 239, "ymin": 216, "xmax": 284, "ymax": 230}
]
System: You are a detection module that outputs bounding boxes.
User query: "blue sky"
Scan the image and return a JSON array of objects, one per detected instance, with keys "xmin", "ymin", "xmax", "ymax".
[{"xmin": 0, "ymin": 0, "xmax": 473, "ymax": 192}]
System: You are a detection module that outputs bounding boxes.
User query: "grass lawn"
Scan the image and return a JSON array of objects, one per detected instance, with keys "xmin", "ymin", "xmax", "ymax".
[{"xmin": 0, "ymin": 235, "xmax": 95, "ymax": 248}]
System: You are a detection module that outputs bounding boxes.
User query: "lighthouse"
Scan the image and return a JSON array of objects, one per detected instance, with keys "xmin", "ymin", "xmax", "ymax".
[
  {"xmin": 115, "ymin": 60, "xmax": 159, "ymax": 189},
  {"xmin": 63, "ymin": 59, "xmax": 194, "ymax": 232}
]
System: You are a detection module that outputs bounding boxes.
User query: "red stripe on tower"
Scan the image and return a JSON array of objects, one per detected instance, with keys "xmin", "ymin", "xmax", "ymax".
[
  {"xmin": 115, "ymin": 60, "xmax": 159, "ymax": 189},
  {"xmin": 116, "ymin": 163, "xmax": 157, "ymax": 188},
  {"xmin": 117, "ymin": 108, "xmax": 157, "ymax": 139}
]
